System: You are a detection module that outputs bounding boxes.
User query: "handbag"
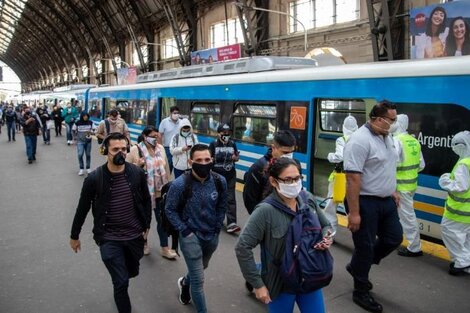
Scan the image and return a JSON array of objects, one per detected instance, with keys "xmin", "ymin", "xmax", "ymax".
[{"xmin": 46, "ymin": 120, "xmax": 54, "ymax": 130}]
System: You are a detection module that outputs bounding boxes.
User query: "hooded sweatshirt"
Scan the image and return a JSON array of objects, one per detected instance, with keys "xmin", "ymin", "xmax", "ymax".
[
  {"xmin": 72, "ymin": 112, "xmax": 94, "ymax": 143},
  {"xmin": 169, "ymin": 118, "xmax": 198, "ymax": 171}
]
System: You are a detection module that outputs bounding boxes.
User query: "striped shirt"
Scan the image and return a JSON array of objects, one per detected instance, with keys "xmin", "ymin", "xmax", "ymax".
[{"xmin": 103, "ymin": 171, "xmax": 143, "ymax": 240}]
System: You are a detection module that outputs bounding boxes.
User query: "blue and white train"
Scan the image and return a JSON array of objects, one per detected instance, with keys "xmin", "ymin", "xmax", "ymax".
[{"xmin": 35, "ymin": 56, "xmax": 470, "ymax": 242}]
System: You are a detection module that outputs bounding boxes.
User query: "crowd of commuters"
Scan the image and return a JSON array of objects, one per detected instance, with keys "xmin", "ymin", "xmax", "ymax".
[{"xmin": 4, "ymin": 100, "xmax": 466, "ymax": 313}]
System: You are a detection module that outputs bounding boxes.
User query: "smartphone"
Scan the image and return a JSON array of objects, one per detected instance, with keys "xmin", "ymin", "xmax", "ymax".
[{"xmin": 187, "ymin": 145, "xmax": 192, "ymax": 148}]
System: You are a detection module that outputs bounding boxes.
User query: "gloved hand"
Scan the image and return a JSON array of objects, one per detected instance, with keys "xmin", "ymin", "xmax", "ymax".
[{"xmin": 439, "ymin": 173, "xmax": 451, "ymax": 189}]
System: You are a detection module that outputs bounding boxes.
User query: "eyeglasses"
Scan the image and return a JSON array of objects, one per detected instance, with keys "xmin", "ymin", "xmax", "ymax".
[
  {"xmin": 276, "ymin": 175, "xmax": 302, "ymax": 184},
  {"xmin": 380, "ymin": 116, "xmax": 397, "ymax": 123}
]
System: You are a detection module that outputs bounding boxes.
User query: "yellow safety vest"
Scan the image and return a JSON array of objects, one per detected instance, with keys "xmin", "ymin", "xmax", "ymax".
[
  {"xmin": 396, "ymin": 133, "xmax": 421, "ymax": 192},
  {"xmin": 444, "ymin": 158, "xmax": 470, "ymax": 224}
]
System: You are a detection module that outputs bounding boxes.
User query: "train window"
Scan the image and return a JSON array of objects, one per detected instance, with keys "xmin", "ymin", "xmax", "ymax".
[
  {"xmin": 89, "ymin": 100, "xmax": 102, "ymax": 118},
  {"xmin": 115, "ymin": 100, "xmax": 149, "ymax": 125},
  {"xmin": 161, "ymin": 97, "xmax": 177, "ymax": 119},
  {"xmin": 104, "ymin": 98, "xmax": 116, "ymax": 116},
  {"xmin": 190, "ymin": 103, "xmax": 220, "ymax": 136},
  {"xmin": 147, "ymin": 100, "xmax": 157, "ymax": 127},
  {"xmin": 319, "ymin": 99, "xmax": 366, "ymax": 132},
  {"xmin": 232, "ymin": 104, "xmax": 277, "ymax": 145}
]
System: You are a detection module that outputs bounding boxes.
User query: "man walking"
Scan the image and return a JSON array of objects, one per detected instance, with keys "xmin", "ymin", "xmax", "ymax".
[
  {"xmin": 20, "ymin": 108, "xmax": 41, "ymax": 164},
  {"xmin": 3, "ymin": 105, "xmax": 18, "ymax": 142},
  {"xmin": 165, "ymin": 144, "xmax": 227, "ymax": 313},
  {"xmin": 159, "ymin": 106, "xmax": 181, "ymax": 173},
  {"xmin": 393, "ymin": 114, "xmax": 425, "ymax": 257},
  {"xmin": 343, "ymin": 100, "xmax": 403, "ymax": 313},
  {"xmin": 96, "ymin": 109, "xmax": 131, "ymax": 143},
  {"xmin": 70, "ymin": 132, "xmax": 151, "ymax": 313}
]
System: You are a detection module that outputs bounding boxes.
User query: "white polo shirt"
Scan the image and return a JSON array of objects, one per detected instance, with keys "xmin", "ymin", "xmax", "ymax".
[
  {"xmin": 159, "ymin": 117, "xmax": 181, "ymax": 147},
  {"xmin": 343, "ymin": 123, "xmax": 399, "ymax": 198}
]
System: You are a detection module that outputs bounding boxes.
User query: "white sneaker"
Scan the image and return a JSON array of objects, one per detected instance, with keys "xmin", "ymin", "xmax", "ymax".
[
  {"xmin": 78, "ymin": 169, "xmax": 84, "ymax": 176},
  {"xmin": 87, "ymin": 169, "xmax": 92, "ymax": 174}
]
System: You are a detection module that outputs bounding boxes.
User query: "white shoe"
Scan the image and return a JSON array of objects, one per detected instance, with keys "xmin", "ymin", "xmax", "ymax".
[
  {"xmin": 78, "ymin": 169, "xmax": 84, "ymax": 176},
  {"xmin": 161, "ymin": 248, "xmax": 177, "ymax": 259},
  {"xmin": 87, "ymin": 169, "xmax": 92, "ymax": 174}
]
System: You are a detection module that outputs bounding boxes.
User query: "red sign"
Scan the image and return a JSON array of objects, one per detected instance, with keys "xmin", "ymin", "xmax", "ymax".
[
  {"xmin": 289, "ymin": 107, "xmax": 307, "ymax": 130},
  {"xmin": 217, "ymin": 44, "xmax": 241, "ymax": 62}
]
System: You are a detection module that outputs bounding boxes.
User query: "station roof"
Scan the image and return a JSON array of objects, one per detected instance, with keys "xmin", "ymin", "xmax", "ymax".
[{"xmin": 0, "ymin": 0, "xmax": 223, "ymax": 85}]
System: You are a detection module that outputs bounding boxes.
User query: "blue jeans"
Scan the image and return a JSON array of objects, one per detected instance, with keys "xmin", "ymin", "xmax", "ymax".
[
  {"xmin": 24, "ymin": 135, "xmax": 37, "ymax": 161},
  {"xmin": 179, "ymin": 233, "xmax": 219, "ymax": 313},
  {"xmin": 268, "ymin": 290, "xmax": 325, "ymax": 313},
  {"xmin": 345, "ymin": 196, "xmax": 403, "ymax": 289},
  {"xmin": 41, "ymin": 124, "xmax": 50, "ymax": 143},
  {"xmin": 153, "ymin": 198, "xmax": 168, "ymax": 247},
  {"xmin": 7, "ymin": 121, "xmax": 15, "ymax": 141},
  {"xmin": 99, "ymin": 237, "xmax": 145, "ymax": 313},
  {"xmin": 174, "ymin": 168, "xmax": 187, "ymax": 179},
  {"xmin": 164, "ymin": 146, "xmax": 173, "ymax": 174},
  {"xmin": 66, "ymin": 122, "xmax": 74, "ymax": 141},
  {"xmin": 77, "ymin": 141, "xmax": 92, "ymax": 169}
]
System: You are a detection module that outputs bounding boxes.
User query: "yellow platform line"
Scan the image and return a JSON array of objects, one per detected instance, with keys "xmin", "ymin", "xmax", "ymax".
[
  {"xmin": 236, "ymin": 183, "xmax": 450, "ymax": 261},
  {"xmin": 337, "ymin": 215, "xmax": 450, "ymax": 261}
]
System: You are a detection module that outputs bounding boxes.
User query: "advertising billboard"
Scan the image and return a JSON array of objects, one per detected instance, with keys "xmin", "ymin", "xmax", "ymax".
[
  {"xmin": 190, "ymin": 44, "xmax": 241, "ymax": 65},
  {"xmin": 410, "ymin": 0, "xmax": 470, "ymax": 59}
]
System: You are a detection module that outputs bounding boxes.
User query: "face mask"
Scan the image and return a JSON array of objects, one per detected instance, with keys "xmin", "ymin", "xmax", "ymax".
[
  {"xmin": 146, "ymin": 137, "xmax": 157, "ymax": 146},
  {"xmin": 221, "ymin": 135, "xmax": 230, "ymax": 142},
  {"xmin": 112, "ymin": 152, "xmax": 126, "ymax": 166},
  {"xmin": 281, "ymin": 152, "xmax": 294, "ymax": 159},
  {"xmin": 452, "ymin": 144, "xmax": 466, "ymax": 158},
  {"xmin": 171, "ymin": 113, "xmax": 179, "ymax": 121},
  {"xmin": 382, "ymin": 118, "xmax": 397, "ymax": 134},
  {"xmin": 192, "ymin": 162, "xmax": 213, "ymax": 178},
  {"xmin": 181, "ymin": 130, "xmax": 190, "ymax": 137},
  {"xmin": 277, "ymin": 180, "xmax": 302, "ymax": 199}
]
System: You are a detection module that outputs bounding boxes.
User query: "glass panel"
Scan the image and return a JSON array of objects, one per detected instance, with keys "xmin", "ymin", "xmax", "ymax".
[
  {"xmin": 130, "ymin": 100, "xmax": 149, "ymax": 125},
  {"xmin": 316, "ymin": 0, "xmax": 334, "ymax": 28},
  {"xmin": 336, "ymin": 0, "xmax": 358, "ymax": 24},
  {"xmin": 289, "ymin": 0, "xmax": 314, "ymax": 32},
  {"xmin": 320, "ymin": 99, "xmax": 365, "ymax": 110},
  {"xmin": 320, "ymin": 111, "xmax": 365, "ymax": 132},
  {"xmin": 89, "ymin": 100, "xmax": 102, "ymax": 118},
  {"xmin": 234, "ymin": 104, "xmax": 277, "ymax": 117},
  {"xmin": 161, "ymin": 98, "xmax": 177, "ymax": 118},
  {"xmin": 191, "ymin": 103, "xmax": 220, "ymax": 136},
  {"xmin": 233, "ymin": 116, "xmax": 277, "ymax": 145}
]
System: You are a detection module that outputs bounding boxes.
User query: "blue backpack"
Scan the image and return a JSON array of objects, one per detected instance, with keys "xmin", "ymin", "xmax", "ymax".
[{"xmin": 263, "ymin": 191, "xmax": 334, "ymax": 293}]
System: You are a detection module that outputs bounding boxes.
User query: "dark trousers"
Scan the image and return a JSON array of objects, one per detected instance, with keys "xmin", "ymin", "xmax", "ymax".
[
  {"xmin": 54, "ymin": 120, "xmax": 62, "ymax": 136},
  {"xmin": 164, "ymin": 146, "xmax": 173, "ymax": 174},
  {"xmin": 346, "ymin": 196, "xmax": 403, "ymax": 289},
  {"xmin": 99, "ymin": 237, "xmax": 145, "ymax": 313},
  {"xmin": 41, "ymin": 124, "xmax": 50, "ymax": 143},
  {"xmin": 24, "ymin": 135, "xmax": 37, "ymax": 161},
  {"xmin": 225, "ymin": 175, "xmax": 237, "ymax": 225},
  {"xmin": 7, "ymin": 121, "xmax": 15, "ymax": 141}
]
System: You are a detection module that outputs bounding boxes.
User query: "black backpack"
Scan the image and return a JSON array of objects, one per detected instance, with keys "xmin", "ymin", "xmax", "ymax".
[{"xmin": 159, "ymin": 171, "xmax": 224, "ymax": 249}]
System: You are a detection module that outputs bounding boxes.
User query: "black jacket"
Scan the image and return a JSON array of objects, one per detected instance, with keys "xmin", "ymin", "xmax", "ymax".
[
  {"xmin": 70, "ymin": 162, "xmax": 152, "ymax": 244},
  {"xmin": 242, "ymin": 148, "xmax": 272, "ymax": 214}
]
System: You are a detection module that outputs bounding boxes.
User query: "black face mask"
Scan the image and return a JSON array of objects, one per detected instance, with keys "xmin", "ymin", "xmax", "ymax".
[
  {"xmin": 112, "ymin": 152, "xmax": 126, "ymax": 166},
  {"xmin": 192, "ymin": 162, "xmax": 213, "ymax": 178}
]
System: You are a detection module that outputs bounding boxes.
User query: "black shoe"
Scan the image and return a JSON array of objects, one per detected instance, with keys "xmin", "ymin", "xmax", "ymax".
[
  {"xmin": 178, "ymin": 277, "xmax": 191, "ymax": 305},
  {"xmin": 245, "ymin": 281, "xmax": 254, "ymax": 293},
  {"xmin": 353, "ymin": 291, "xmax": 383, "ymax": 313},
  {"xmin": 346, "ymin": 263, "xmax": 373, "ymax": 291},
  {"xmin": 28, "ymin": 160, "xmax": 33, "ymax": 164},
  {"xmin": 397, "ymin": 246, "xmax": 423, "ymax": 257},
  {"xmin": 449, "ymin": 263, "xmax": 470, "ymax": 276}
]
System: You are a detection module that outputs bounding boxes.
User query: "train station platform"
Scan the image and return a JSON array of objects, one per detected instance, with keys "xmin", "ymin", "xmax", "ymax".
[{"xmin": 1, "ymin": 133, "xmax": 469, "ymax": 313}]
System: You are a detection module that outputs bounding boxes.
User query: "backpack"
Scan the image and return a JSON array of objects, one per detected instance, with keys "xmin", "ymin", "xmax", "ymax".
[
  {"xmin": 174, "ymin": 132, "xmax": 196, "ymax": 147},
  {"xmin": 97, "ymin": 120, "xmax": 110, "ymax": 144},
  {"xmin": 263, "ymin": 191, "xmax": 334, "ymax": 293},
  {"xmin": 159, "ymin": 171, "xmax": 224, "ymax": 249}
]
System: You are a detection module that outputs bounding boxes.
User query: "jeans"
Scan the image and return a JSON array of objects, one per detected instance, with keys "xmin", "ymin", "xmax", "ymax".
[
  {"xmin": 345, "ymin": 196, "xmax": 403, "ymax": 289},
  {"xmin": 7, "ymin": 121, "xmax": 15, "ymax": 141},
  {"xmin": 225, "ymin": 175, "xmax": 237, "ymax": 225},
  {"xmin": 99, "ymin": 237, "xmax": 145, "ymax": 313},
  {"xmin": 179, "ymin": 233, "xmax": 219, "ymax": 313},
  {"xmin": 24, "ymin": 135, "xmax": 37, "ymax": 161},
  {"xmin": 77, "ymin": 141, "xmax": 92, "ymax": 169},
  {"xmin": 164, "ymin": 146, "xmax": 173, "ymax": 174},
  {"xmin": 174, "ymin": 168, "xmax": 187, "ymax": 179},
  {"xmin": 268, "ymin": 289, "xmax": 325, "ymax": 313},
  {"xmin": 66, "ymin": 122, "xmax": 74, "ymax": 141},
  {"xmin": 41, "ymin": 124, "xmax": 50, "ymax": 143}
]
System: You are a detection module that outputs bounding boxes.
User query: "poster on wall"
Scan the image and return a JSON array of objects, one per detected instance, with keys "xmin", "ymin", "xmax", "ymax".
[
  {"xmin": 410, "ymin": 1, "xmax": 470, "ymax": 59},
  {"xmin": 191, "ymin": 44, "xmax": 241, "ymax": 65},
  {"xmin": 116, "ymin": 66, "xmax": 138, "ymax": 85}
]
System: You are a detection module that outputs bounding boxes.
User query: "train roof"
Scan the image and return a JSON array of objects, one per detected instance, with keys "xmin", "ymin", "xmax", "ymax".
[{"xmin": 88, "ymin": 56, "xmax": 470, "ymax": 94}]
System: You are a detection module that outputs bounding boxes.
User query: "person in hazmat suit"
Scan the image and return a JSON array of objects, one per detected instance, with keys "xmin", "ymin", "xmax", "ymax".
[
  {"xmin": 439, "ymin": 130, "xmax": 470, "ymax": 276},
  {"xmin": 393, "ymin": 114, "xmax": 426, "ymax": 257},
  {"xmin": 324, "ymin": 116, "xmax": 358, "ymax": 235}
]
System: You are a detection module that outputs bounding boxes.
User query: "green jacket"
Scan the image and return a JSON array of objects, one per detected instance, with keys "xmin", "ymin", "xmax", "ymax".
[
  {"xmin": 235, "ymin": 190, "xmax": 331, "ymax": 300},
  {"xmin": 61, "ymin": 106, "xmax": 79, "ymax": 124}
]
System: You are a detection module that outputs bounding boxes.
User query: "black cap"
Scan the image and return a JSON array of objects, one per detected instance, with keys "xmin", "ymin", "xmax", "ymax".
[{"xmin": 217, "ymin": 124, "xmax": 231, "ymax": 133}]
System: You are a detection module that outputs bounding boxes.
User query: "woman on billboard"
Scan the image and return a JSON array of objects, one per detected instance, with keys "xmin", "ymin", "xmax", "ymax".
[
  {"xmin": 445, "ymin": 17, "xmax": 470, "ymax": 56},
  {"xmin": 424, "ymin": 6, "xmax": 449, "ymax": 58}
]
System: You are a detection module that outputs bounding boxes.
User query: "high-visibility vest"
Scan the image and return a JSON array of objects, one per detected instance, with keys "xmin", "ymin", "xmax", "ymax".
[
  {"xmin": 444, "ymin": 158, "xmax": 470, "ymax": 224},
  {"xmin": 396, "ymin": 133, "xmax": 421, "ymax": 192}
]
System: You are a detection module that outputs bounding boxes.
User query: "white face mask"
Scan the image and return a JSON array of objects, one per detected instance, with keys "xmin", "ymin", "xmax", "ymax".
[
  {"xmin": 281, "ymin": 152, "xmax": 294, "ymax": 159},
  {"xmin": 277, "ymin": 180, "xmax": 302, "ymax": 199},
  {"xmin": 146, "ymin": 137, "xmax": 157, "ymax": 147},
  {"xmin": 181, "ymin": 130, "xmax": 191, "ymax": 137},
  {"xmin": 452, "ymin": 144, "xmax": 466, "ymax": 158}
]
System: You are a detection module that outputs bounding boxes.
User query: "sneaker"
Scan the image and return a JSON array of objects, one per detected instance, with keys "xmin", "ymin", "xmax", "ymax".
[
  {"xmin": 87, "ymin": 169, "xmax": 92, "ymax": 174},
  {"xmin": 397, "ymin": 246, "xmax": 423, "ymax": 257},
  {"xmin": 178, "ymin": 277, "xmax": 191, "ymax": 305},
  {"xmin": 227, "ymin": 223, "xmax": 241, "ymax": 233},
  {"xmin": 161, "ymin": 248, "xmax": 177, "ymax": 260},
  {"xmin": 28, "ymin": 160, "xmax": 33, "ymax": 164},
  {"xmin": 78, "ymin": 169, "xmax": 84, "ymax": 176},
  {"xmin": 143, "ymin": 240, "xmax": 150, "ymax": 255}
]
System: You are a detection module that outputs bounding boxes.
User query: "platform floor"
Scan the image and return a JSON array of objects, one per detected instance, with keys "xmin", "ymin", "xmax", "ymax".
[{"xmin": 0, "ymin": 133, "xmax": 469, "ymax": 313}]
